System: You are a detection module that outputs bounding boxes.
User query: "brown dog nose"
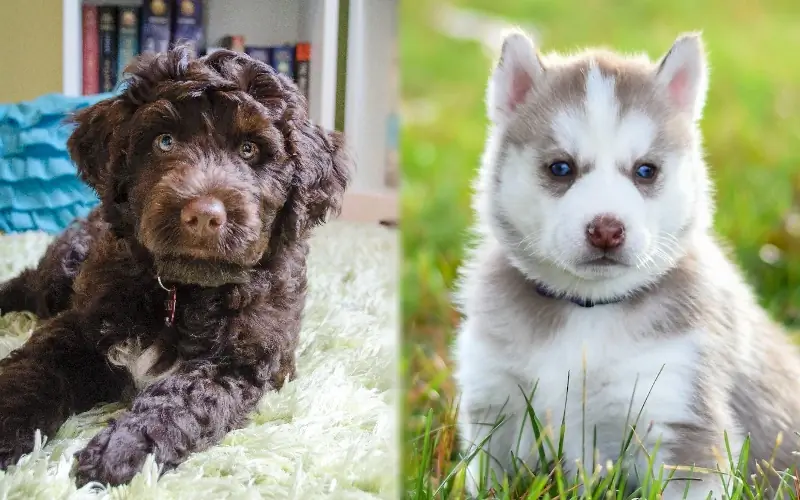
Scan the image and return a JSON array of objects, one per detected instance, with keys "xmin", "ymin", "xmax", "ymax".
[
  {"xmin": 181, "ymin": 196, "xmax": 227, "ymax": 236},
  {"xmin": 586, "ymin": 215, "xmax": 625, "ymax": 250}
]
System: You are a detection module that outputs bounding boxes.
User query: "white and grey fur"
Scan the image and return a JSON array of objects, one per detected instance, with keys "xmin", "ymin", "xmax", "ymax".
[
  {"xmin": 107, "ymin": 338, "xmax": 182, "ymax": 392},
  {"xmin": 454, "ymin": 30, "xmax": 800, "ymax": 499}
]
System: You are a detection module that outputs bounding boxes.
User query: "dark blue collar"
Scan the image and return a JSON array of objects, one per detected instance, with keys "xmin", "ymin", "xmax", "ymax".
[{"xmin": 533, "ymin": 283, "xmax": 625, "ymax": 308}]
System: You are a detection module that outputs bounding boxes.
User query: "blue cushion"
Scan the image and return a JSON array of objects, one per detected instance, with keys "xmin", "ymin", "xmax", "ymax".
[{"xmin": 0, "ymin": 92, "xmax": 115, "ymax": 234}]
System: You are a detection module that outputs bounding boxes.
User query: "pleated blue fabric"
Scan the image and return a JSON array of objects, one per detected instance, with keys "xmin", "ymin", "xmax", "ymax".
[{"xmin": 0, "ymin": 93, "xmax": 114, "ymax": 234}]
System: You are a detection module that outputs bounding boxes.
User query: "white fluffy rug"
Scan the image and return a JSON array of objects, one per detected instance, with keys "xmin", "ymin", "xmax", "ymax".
[{"xmin": 0, "ymin": 221, "xmax": 398, "ymax": 499}]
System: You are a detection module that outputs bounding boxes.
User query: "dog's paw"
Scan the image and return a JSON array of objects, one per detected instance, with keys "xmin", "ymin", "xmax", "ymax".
[
  {"xmin": 73, "ymin": 420, "xmax": 151, "ymax": 487},
  {"xmin": 0, "ymin": 442, "xmax": 29, "ymax": 470},
  {"xmin": 0, "ymin": 427, "xmax": 37, "ymax": 470}
]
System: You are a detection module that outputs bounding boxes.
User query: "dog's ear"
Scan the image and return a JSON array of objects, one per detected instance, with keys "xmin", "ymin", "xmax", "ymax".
[
  {"xmin": 656, "ymin": 33, "xmax": 708, "ymax": 121},
  {"xmin": 66, "ymin": 97, "xmax": 129, "ymax": 196},
  {"xmin": 282, "ymin": 124, "xmax": 352, "ymax": 240},
  {"xmin": 67, "ymin": 97, "xmax": 138, "ymax": 237},
  {"xmin": 488, "ymin": 30, "xmax": 544, "ymax": 125}
]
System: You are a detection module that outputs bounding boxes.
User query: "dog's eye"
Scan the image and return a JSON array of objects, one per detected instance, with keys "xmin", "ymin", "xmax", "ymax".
[
  {"xmin": 155, "ymin": 134, "xmax": 175, "ymax": 152},
  {"xmin": 548, "ymin": 161, "xmax": 574, "ymax": 178},
  {"xmin": 238, "ymin": 141, "xmax": 259, "ymax": 161},
  {"xmin": 634, "ymin": 163, "xmax": 658, "ymax": 182}
]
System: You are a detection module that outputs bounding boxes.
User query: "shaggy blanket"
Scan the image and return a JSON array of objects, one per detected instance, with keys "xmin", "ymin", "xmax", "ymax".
[{"xmin": 0, "ymin": 221, "xmax": 397, "ymax": 499}]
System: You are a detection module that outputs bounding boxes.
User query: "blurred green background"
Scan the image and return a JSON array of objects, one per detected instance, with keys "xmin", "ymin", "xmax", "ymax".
[{"xmin": 400, "ymin": 0, "xmax": 800, "ymax": 492}]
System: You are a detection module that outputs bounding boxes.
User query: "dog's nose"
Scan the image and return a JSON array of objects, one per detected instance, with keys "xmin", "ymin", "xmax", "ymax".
[
  {"xmin": 586, "ymin": 215, "xmax": 625, "ymax": 250},
  {"xmin": 181, "ymin": 196, "xmax": 227, "ymax": 236}
]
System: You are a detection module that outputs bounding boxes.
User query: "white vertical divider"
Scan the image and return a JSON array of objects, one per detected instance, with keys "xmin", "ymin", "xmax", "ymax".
[
  {"xmin": 340, "ymin": 0, "xmax": 398, "ymax": 222},
  {"xmin": 304, "ymin": 0, "xmax": 339, "ymax": 130},
  {"xmin": 62, "ymin": 0, "xmax": 82, "ymax": 96},
  {"xmin": 345, "ymin": 0, "xmax": 399, "ymax": 192},
  {"xmin": 344, "ymin": 0, "xmax": 367, "ymax": 189}
]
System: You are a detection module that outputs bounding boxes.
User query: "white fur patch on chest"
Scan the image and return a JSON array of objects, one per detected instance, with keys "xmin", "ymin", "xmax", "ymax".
[
  {"xmin": 106, "ymin": 337, "xmax": 181, "ymax": 391},
  {"xmin": 457, "ymin": 306, "xmax": 700, "ymax": 468}
]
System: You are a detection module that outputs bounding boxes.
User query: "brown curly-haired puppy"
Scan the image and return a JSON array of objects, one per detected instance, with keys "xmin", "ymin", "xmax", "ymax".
[{"xmin": 0, "ymin": 46, "xmax": 350, "ymax": 486}]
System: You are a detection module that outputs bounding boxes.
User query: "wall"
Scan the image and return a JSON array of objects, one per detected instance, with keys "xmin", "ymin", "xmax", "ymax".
[
  {"xmin": 205, "ymin": 0, "xmax": 301, "ymax": 47},
  {"xmin": 0, "ymin": 0, "xmax": 63, "ymax": 104}
]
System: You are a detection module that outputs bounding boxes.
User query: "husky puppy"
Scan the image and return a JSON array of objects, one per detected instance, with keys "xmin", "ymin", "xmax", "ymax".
[{"xmin": 454, "ymin": 31, "xmax": 800, "ymax": 499}]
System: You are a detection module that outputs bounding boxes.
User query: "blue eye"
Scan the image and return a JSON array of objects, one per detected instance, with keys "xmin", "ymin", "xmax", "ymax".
[
  {"xmin": 549, "ymin": 161, "xmax": 573, "ymax": 177},
  {"xmin": 155, "ymin": 134, "xmax": 175, "ymax": 152},
  {"xmin": 635, "ymin": 164, "xmax": 657, "ymax": 179}
]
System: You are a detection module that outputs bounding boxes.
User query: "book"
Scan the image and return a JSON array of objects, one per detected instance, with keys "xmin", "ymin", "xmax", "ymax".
[
  {"xmin": 270, "ymin": 44, "xmax": 295, "ymax": 79},
  {"xmin": 81, "ymin": 5, "xmax": 99, "ymax": 95},
  {"xmin": 172, "ymin": 0, "xmax": 204, "ymax": 58},
  {"xmin": 141, "ymin": 0, "xmax": 172, "ymax": 54},
  {"xmin": 98, "ymin": 6, "xmax": 118, "ymax": 93},
  {"xmin": 244, "ymin": 46, "xmax": 271, "ymax": 65},
  {"xmin": 295, "ymin": 42, "xmax": 311, "ymax": 99},
  {"xmin": 220, "ymin": 35, "xmax": 246, "ymax": 53},
  {"xmin": 117, "ymin": 7, "xmax": 140, "ymax": 81}
]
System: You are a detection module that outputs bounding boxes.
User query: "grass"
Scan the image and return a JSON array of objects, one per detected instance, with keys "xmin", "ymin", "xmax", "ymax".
[
  {"xmin": 400, "ymin": 0, "xmax": 800, "ymax": 497},
  {"xmin": 410, "ymin": 389, "xmax": 800, "ymax": 500},
  {"xmin": 409, "ymin": 366, "xmax": 800, "ymax": 499}
]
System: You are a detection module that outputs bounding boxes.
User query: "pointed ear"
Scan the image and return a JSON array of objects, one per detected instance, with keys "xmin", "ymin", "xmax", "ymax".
[
  {"xmin": 655, "ymin": 33, "xmax": 708, "ymax": 120},
  {"xmin": 487, "ymin": 30, "xmax": 544, "ymax": 124}
]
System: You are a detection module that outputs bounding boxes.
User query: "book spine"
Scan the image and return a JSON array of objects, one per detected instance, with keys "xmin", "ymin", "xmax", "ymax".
[
  {"xmin": 244, "ymin": 46, "xmax": 271, "ymax": 65},
  {"xmin": 81, "ymin": 5, "xmax": 100, "ymax": 95},
  {"xmin": 141, "ymin": 0, "xmax": 172, "ymax": 54},
  {"xmin": 172, "ymin": 0, "xmax": 204, "ymax": 58},
  {"xmin": 295, "ymin": 42, "xmax": 311, "ymax": 100},
  {"xmin": 98, "ymin": 6, "xmax": 119, "ymax": 93},
  {"xmin": 220, "ymin": 35, "xmax": 246, "ymax": 53},
  {"xmin": 117, "ymin": 7, "xmax": 141, "ymax": 81},
  {"xmin": 269, "ymin": 44, "xmax": 295, "ymax": 80}
]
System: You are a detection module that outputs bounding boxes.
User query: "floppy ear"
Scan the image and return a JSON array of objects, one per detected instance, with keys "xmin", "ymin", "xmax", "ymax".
[
  {"xmin": 67, "ymin": 97, "xmax": 137, "ymax": 236},
  {"xmin": 282, "ymin": 124, "xmax": 352, "ymax": 240},
  {"xmin": 655, "ymin": 33, "xmax": 708, "ymax": 121},
  {"xmin": 66, "ymin": 97, "xmax": 129, "ymax": 196}
]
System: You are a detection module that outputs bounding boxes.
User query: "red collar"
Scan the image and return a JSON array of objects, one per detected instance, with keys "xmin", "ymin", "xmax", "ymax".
[{"xmin": 157, "ymin": 276, "xmax": 177, "ymax": 327}]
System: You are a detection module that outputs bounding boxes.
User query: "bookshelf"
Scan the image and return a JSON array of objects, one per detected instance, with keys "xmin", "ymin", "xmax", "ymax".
[{"xmin": 60, "ymin": 0, "xmax": 398, "ymax": 225}]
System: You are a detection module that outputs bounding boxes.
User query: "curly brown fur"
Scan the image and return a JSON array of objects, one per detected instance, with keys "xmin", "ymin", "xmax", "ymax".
[{"xmin": 0, "ymin": 46, "xmax": 350, "ymax": 486}]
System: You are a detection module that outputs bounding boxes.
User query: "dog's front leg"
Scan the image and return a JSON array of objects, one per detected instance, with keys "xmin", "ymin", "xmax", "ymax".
[
  {"xmin": 73, "ymin": 359, "xmax": 275, "ymax": 486},
  {"xmin": 0, "ymin": 311, "xmax": 127, "ymax": 468}
]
